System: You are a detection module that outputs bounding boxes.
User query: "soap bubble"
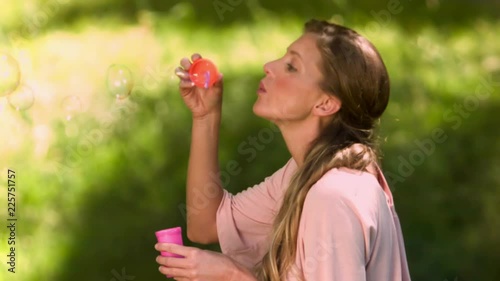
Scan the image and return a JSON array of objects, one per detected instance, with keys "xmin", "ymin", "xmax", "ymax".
[
  {"xmin": 106, "ymin": 64, "xmax": 133, "ymax": 100},
  {"xmin": 0, "ymin": 52, "xmax": 21, "ymax": 97},
  {"xmin": 7, "ymin": 83, "xmax": 34, "ymax": 111},
  {"xmin": 61, "ymin": 95, "xmax": 83, "ymax": 121}
]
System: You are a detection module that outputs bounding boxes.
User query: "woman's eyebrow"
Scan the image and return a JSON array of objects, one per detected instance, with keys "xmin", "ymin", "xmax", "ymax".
[{"xmin": 286, "ymin": 48, "xmax": 303, "ymax": 61}]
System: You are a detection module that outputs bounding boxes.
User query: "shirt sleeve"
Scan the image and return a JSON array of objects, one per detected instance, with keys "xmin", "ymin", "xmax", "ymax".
[
  {"xmin": 216, "ymin": 158, "xmax": 297, "ymax": 269},
  {"xmin": 294, "ymin": 169, "xmax": 384, "ymax": 281}
]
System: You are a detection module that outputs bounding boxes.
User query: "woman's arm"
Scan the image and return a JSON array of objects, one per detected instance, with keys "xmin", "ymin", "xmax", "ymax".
[
  {"xmin": 155, "ymin": 243, "xmax": 259, "ymax": 281},
  {"xmin": 175, "ymin": 54, "xmax": 225, "ymax": 245},
  {"xmin": 186, "ymin": 113, "xmax": 224, "ymax": 244}
]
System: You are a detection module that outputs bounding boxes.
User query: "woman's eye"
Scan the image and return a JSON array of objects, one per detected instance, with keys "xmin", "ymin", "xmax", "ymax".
[{"xmin": 286, "ymin": 63, "xmax": 297, "ymax": 72}]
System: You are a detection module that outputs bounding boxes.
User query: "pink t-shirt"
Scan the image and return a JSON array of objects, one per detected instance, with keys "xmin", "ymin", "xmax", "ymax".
[{"xmin": 216, "ymin": 158, "xmax": 411, "ymax": 281}]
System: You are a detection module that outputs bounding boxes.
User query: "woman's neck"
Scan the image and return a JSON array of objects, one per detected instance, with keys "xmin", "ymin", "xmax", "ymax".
[{"xmin": 276, "ymin": 118, "xmax": 324, "ymax": 168}]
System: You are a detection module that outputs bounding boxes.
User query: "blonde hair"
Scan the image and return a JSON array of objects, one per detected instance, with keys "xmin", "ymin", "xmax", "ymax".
[{"xmin": 253, "ymin": 19, "xmax": 390, "ymax": 280}]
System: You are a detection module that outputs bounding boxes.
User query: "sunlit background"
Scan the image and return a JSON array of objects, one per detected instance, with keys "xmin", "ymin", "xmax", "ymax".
[{"xmin": 0, "ymin": 0, "xmax": 499, "ymax": 280}]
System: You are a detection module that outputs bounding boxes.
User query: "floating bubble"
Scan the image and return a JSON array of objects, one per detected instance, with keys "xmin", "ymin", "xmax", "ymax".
[
  {"xmin": 61, "ymin": 95, "xmax": 83, "ymax": 121},
  {"xmin": 0, "ymin": 52, "xmax": 21, "ymax": 97},
  {"xmin": 7, "ymin": 83, "xmax": 34, "ymax": 111},
  {"xmin": 106, "ymin": 64, "xmax": 133, "ymax": 100}
]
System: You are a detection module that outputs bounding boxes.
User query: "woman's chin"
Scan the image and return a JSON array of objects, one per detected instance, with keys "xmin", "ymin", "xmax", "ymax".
[
  {"xmin": 252, "ymin": 103, "xmax": 262, "ymax": 116},
  {"xmin": 252, "ymin": 104, "xmax": 270, "ymax": 120},
  {"xmin": 254, "ymin": 105, "xmax": 286, "ymax": 123}
]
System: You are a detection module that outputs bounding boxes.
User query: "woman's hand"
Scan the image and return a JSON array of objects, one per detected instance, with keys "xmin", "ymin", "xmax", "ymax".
[
  {"xmin": 175, "ymin": 53, "xmax": 223, "ymax": 120},
  {"xmin": 155, "ymin": 243, "xmax": 254, "ymax": 281}
]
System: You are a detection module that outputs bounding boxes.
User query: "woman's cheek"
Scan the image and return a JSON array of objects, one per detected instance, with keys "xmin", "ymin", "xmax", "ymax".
[{"xmin": 274, "ymin": 77, "xmax": 291, "ymax": 92}]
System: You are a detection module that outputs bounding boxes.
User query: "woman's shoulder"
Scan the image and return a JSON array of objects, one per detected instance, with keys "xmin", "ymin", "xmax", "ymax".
[{"xmin": 305, "ymin": 167, "xmax": 387, "ymax": 213}]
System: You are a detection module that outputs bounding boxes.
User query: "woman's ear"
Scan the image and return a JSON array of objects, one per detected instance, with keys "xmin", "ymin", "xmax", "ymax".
[{"xmin": 313, "ymin": 94, "xmax": 341, "ymax": 117}]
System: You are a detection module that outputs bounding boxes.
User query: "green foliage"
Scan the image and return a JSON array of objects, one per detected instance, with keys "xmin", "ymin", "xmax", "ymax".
[{"xmin": 0, "ymin": 1, "xmax": 499, "ymax": 281}]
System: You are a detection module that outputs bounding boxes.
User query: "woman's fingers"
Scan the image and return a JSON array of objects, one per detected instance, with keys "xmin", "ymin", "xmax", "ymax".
[
  {"xmin": 180, "ymin": 53, "xmax": 202, "ymax": 71},
  {"xmin": 155, "ymin": 243, "xmax": 193, "ymax": 257},
  {"xmin": 156, "ymin": 256, "xmax": 189, "ymax": 268},
  {"xmin": 180, "ymin": 57, "xmax": 191, "ymax": 71},
  {"xmin": 191, "ymin": 53, "xmax": 202, "ymax": 62},
  {"xmin": 175, "ymin": 66, "xmax": 194, "ymax": 88},
  {"xmin": 159, "ymin": 266, "xmax": 190, "ymax": 278},
  {"xmin": 177, "ymin": 54, "xmax": 201, "ymax": 83},
  {"xmin": 175, "ymin": 67, "xmax": 190, "ymax": 80},
  {"xmin": 179, "ymin": 79, "xmax": 195, "ymax": 89}
]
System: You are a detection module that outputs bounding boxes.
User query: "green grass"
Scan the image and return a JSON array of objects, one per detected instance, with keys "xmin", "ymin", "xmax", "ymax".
[{"xmin": 0, "ymin": 3, "xmax": 499, "ymax": 281}]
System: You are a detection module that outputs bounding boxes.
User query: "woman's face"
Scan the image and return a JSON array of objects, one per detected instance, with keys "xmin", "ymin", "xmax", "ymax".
[{"xmin": 253, "ymin": 32, "xmax": 331, "ymax": 124}]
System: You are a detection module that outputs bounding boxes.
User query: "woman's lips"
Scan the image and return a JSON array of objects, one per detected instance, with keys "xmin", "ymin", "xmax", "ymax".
[{"xmin": 258, "ymin": 81, "xmax": 267, "ymax": 94}]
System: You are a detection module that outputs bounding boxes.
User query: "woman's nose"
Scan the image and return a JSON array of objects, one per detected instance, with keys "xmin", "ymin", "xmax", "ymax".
[{"xmin": 263, "ymin": 61, "xmax": 272, "ymax": 76}]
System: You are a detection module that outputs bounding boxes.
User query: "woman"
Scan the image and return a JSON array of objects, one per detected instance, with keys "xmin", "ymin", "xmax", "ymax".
[{"xmin": 155, "ymin": 19, "xmax": 411, "ymax": 281}]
